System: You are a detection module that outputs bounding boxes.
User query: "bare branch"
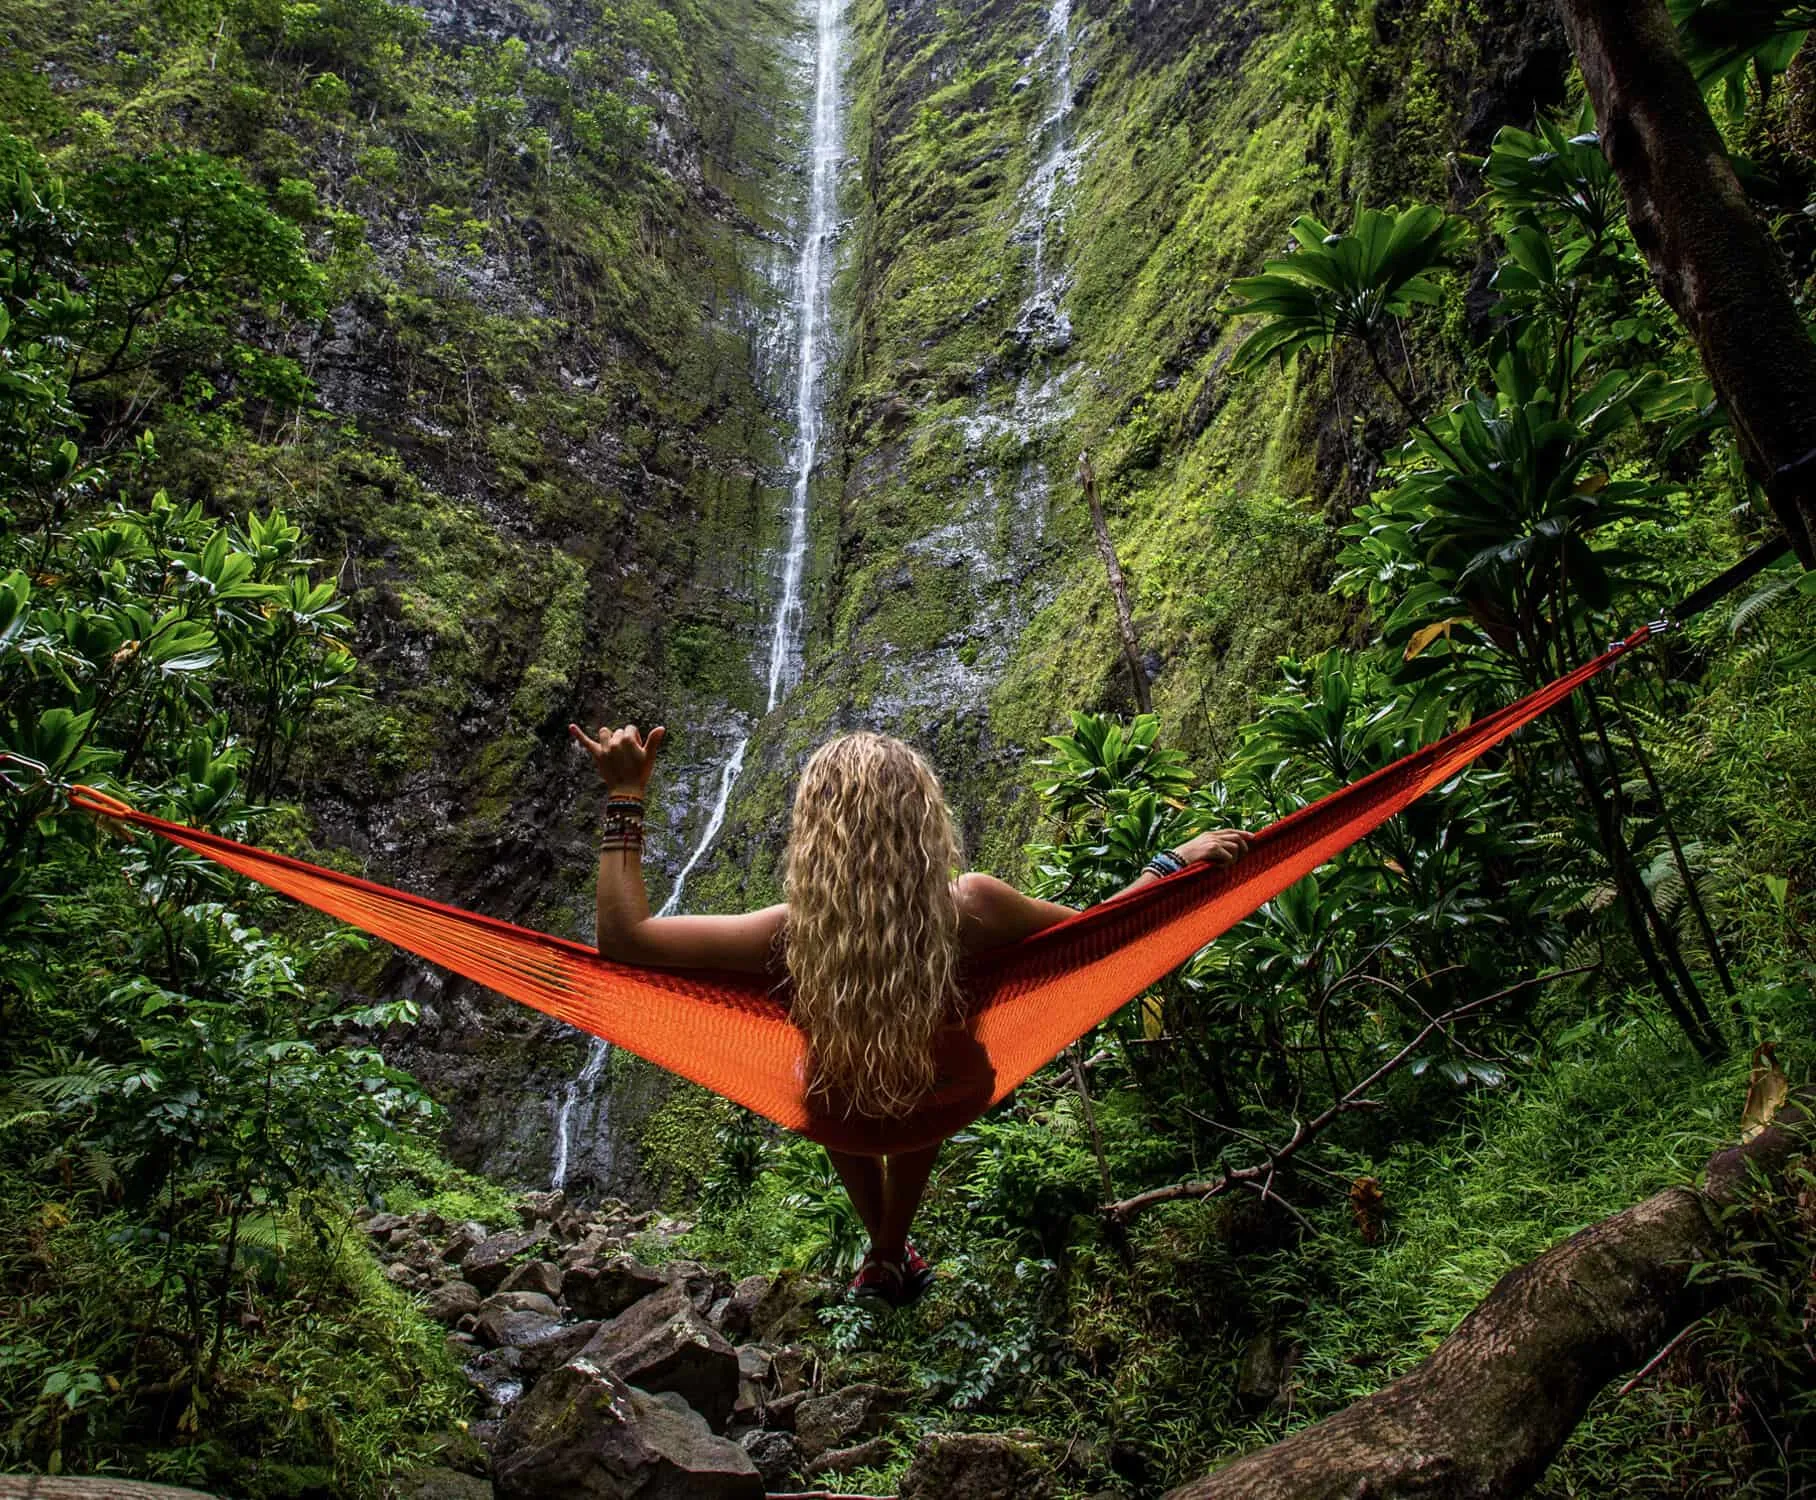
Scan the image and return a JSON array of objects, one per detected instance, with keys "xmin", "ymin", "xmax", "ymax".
[{"xmin": 1104, "ymin": 968, "xmax": 1595, "ymax": 1222}]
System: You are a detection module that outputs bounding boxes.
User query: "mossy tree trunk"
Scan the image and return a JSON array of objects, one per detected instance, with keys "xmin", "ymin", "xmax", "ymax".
[
  {"xmin": 1161, "ymin": 1095, "xmax": 1814, "ymax": 1499},
  {"xmin": 1554, "ymin": 0, "xmax": 1816, "ymax": 564}
]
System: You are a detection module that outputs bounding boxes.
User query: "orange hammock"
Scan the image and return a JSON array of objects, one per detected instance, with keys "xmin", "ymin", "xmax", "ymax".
[{"xmin": 67, "ymin": 629, "xmax": 1648, "ymax": 1154}]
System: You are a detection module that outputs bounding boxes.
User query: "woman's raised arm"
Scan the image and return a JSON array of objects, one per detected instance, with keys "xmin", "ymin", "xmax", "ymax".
[{"xmin": 569, "ymin": 721, "xmax": 785, "ymax": 974}]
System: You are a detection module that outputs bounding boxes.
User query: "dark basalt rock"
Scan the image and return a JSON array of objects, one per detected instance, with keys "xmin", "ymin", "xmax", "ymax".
[
  {"xmin": 562, "ymin": 1256, "xmax": 665, "ymax": 1321},
  {"xmin": 492, "ymin": 1360, "xmax": 763, "ymax": 1499},
  {"xmin": 738, "ymin": 1427, "xmax": 801, "ymax": 1487},
  {"xmin": 577, "ymin": 1284, "xmax": 741, "ymax": 1431},
  {"xmin": 475, "ymin": 1306, "xmax": 562, "ymax": 1352},
  {"xmin": 425, "ymin": 1280, "xmax": 483, "ymax": 1324},
  {"xmin": 515, "ymin": 1318, "xmax": 603, "ymax": 1386},
  {"xmin": 498, "ymin": 1259, "xmax": 564, "ymax": 1299},
  {"xmin": 463, "ymin": 1227, "xmax": 551, "ymax": 1292}
]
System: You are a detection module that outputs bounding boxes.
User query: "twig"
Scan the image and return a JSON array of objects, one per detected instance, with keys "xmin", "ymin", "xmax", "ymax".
[
  {"xmin": 1616, "ymin": 1320, "xmax": 1703, "ymax": 1398},
  {"xmin": 1103, "ymin": 968, "xmax": 1592, "ymax": 1222}
]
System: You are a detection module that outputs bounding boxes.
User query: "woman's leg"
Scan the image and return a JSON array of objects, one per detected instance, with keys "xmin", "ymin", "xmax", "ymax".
[
  {"xmin": 874, "ymin": 1143, "xmax": 941, "ymax": 1263},
  {"xmin": 825, "ymin": 1149, "xmax": 887, "ymax": 1251}
]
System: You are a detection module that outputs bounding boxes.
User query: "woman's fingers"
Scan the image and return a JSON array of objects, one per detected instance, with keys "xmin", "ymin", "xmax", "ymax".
[
  {"xmin": 645, "ymin": 725, "xmax": 667, "ymax": 759},
  {"xmin": 568, "ymin": 723, "xmax": 601, "ymax": 754}
]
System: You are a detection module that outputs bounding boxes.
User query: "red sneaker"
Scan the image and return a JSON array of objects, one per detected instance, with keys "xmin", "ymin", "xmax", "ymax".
[
  {"xmin": 848, "ymin": 1254, "xmax": 903, "ymax": 1306},
  {"xmin": 899, "ymin": 1241, "xmax": 936, "ymax": 1305}
]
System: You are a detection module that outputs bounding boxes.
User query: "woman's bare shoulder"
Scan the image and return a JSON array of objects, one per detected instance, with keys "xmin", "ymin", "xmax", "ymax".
[{"xmin": 953, "ymin": 872, "xmax": 1073, "ymax": 951}]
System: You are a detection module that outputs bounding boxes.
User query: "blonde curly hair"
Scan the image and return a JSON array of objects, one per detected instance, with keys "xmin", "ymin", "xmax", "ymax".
[{"xmin": 784, "ymin": 732, "xmax": 963, "ymax": 1120}]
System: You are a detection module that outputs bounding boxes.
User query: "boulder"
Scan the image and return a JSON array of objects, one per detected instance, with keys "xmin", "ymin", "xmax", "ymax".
[
  {"xmin": 443, "ymin": 1220, "xmax": 489, "ymax": 1263},
  {"xmin": 499, "ymin": 1259, "xmax": 564, "ymax": 1300},
  {"xmin": 562, "ymin": 1257, "xmax": 665, "ymax": 1321},
  {"xmin": 515, "ymin": 1319, "xmax": 603, "ymax": 1386},
  {"xmin": 897, "ymin": 1432, "xmax": 1058, "ymax": 1500},
  {"xmin": 794, "ymin": 1383, "xmax": 898, "ymax": 1460},
  {"xmin": 462, "ymin": 1227, "xmax": 551, "ymax": 1292},
  {"xmin": 661, "ymin": 1259, "xmax": 732, "ymax": 1315},
  {"xmin": 475, "ymin": 1306, "xmax": 562, "ymax": 1352},
  {"xmin": 402, "ymin": 1465, "xmax": 495, "ymax": 1500},
  {"xmin": 481, "ymin": 1291, "xmax": 561, "ymax": 1319},
  {"xmin": 737, "ymin": 1428, "xmax": 801, "ymax": 1488},
  {"xmin": 516, "ymin": 1189, "xmax": 565, "ymax": 1225},
  {"xmin": 578, "ymin": 1284, "xmax": 740, "ymax": 1431},
  {"xmin": 492, "ymin": 1358, "xmax": 763, "ymax": 1499},
  {"xmin": 425, "ymin": 1281, "xmax": 483, "ymax": 1324},
  {"xmin": 362, "ymin": 1210, "xmax": 408, "ymax": 1238},
  {"xmin": 385, "ymin": 1261, "xmax": 421, "ymax": 1288},
  {"xmin": 735, "ymin": 1346, "xmax": 771, "ymax": 1382}
]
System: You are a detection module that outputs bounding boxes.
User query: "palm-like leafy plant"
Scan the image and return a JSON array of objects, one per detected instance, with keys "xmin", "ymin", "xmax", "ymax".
[
  {"xmin": 1668, "ymin": 0, "xmax": 1815, "ymax": 106},
  {"xmin": 1227, "ymin": 206, "xmax": 1466, "ymax": 453}
]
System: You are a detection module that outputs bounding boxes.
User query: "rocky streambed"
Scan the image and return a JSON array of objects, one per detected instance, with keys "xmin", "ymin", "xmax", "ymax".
[{"xmin": 364, "ymin": 1195, "xmax": 1061, "ymax": 1499}]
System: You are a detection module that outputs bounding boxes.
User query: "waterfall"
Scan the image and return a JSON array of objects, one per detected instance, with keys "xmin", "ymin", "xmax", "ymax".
[{"xmin": 551, "ymin": 0, "xmax": 846, "ymax": 1192}]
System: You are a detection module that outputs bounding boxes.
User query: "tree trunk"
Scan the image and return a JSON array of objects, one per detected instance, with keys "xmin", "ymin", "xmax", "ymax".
[
  {"xmin": 1077, "ymin": 450, "xmax": 1154, "ymax": 713},
  {"xmin": 1553, "ymin": 0, "xmax": 1816, "ymax": 564},
  {"xmin": 1163, "ymin": 1092, "xmax": 1814, "ymax": 1499}
]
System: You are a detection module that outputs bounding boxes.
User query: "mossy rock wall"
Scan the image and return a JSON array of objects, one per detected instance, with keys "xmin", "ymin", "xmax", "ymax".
[{"xmin": 696, "ymin": 0, "xmax": 1571, "ymax": 905}]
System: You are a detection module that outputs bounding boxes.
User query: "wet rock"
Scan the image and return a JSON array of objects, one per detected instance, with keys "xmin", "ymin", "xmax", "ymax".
[
  {"xmin": 475, "ymin": 1305, "xmax": 562, "ymax": 1352},
  {"xmin": 463, "ymin": 1226, "xmax": 551, "ymax": 1291},
  {"xmin": 465, "ymin": 1346, "xmax": 524, "ymax": 1412},
  {"xmin": 425, "ymin": 1280, "xmax": 483, "ymax": 1324},
  {"xmin": 738, "ymin": 1428, "xmax": 801, "ymax": 1487},
  {"xmin": 499, "ymin": 1259, "xmax": 564, "ymax": 1299},
  {"xmin": 403, "ymin": 1465, "xmax": 495, "ymax": 1500},
  {"xmin": 898, "ymin": 1431, "xmax": 1058, "ymax": 1500},
  {"xmin": 578, "ymin": 1283, "xmax": 740, "ymax": 1430},
  {"xmin": 515, "ymin": 1318, "xmax": 603, "ymax": 1385},
  {"xmin": 492, "ymin": 1359, "xmax": 763, "ymax": 1499},
  {"xmin": 794, "ymin": 1383, "xmax": 899, "ymax": 1460},
  {"xmin": 363, "ymin": 1211, "xmax": 409, "ymax": 1238},
  {"xmin": 562, "ymin": 1256, "xmax": 665, "ymax": 1321}
]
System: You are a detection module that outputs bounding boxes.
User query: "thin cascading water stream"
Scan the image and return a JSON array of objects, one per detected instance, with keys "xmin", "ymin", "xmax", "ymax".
[{"xmin": 551, "ymin": 0, "xmax": 846, "ymax": 1192}]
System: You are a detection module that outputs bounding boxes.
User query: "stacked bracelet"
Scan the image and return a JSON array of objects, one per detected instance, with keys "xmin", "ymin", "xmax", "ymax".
[
  {"xmin": 599, "ymin": 795, "xmax": 645, "ymax": 855},
  {"xmin": 1144, "ymin": 849, "xmax": 1186, "ymax": 879}
]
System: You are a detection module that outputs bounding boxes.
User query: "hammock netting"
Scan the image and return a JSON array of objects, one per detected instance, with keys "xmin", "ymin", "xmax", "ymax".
[{"xmin": 66, "ymin": 629, "xmax": 1647, "ymax": 1155}]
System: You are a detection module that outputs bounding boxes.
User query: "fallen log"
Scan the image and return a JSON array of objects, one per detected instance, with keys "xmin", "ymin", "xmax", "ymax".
[{"xmin": 1164, "ymin": 1089, "xmax": 1814, "ymax": 1499}]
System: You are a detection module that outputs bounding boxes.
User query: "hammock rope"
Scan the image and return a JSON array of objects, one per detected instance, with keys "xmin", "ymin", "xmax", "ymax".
[{"xmin": 51, "ymin": 622, "xmax": 1667, "ymax": 1154}]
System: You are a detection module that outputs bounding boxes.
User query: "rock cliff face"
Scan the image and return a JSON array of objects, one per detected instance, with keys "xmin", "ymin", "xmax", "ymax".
[
  {"xmin": 687, "ymin": 0, "xmax": 1570, "ymax": 900},
  {"xmin": 5, "ymin": 0, "xmax": 1571, "ymax": 1198}
]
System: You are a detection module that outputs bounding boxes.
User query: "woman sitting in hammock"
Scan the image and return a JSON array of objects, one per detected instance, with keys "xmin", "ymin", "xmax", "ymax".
[{"xmin": 569, "ymin": 720, "xmax": 1251, "ymax": 1307}]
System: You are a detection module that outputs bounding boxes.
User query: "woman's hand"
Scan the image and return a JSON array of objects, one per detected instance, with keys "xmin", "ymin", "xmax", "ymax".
[
  {"xmin": 1175, "ymin": 828, "xmax": 1252, "ymax": 867},
  {"xmin": 569, "ymin": 722, "xmax": 666, "ymax": 797}
]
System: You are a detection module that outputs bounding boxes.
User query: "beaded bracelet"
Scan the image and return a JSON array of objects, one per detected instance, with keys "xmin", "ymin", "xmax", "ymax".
[
  {"xmin": 1144, "ymin": 849, "xmax": 1185, "ymax": 879},
  {"xmin": 599, "ymin": 795, "xmax": 645, "ymax": 856}
]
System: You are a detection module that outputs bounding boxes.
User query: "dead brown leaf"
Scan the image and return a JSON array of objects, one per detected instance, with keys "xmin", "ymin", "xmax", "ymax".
[{"xmin": 1740, "ymin": 1042, "xmax": 1789, "ymax": 1144}]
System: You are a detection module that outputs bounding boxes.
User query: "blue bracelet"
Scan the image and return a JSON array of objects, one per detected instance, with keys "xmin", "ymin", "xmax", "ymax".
[{"xmin": 1144, "ymin": 849, "xmax": 1185, "ymax": 878}]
